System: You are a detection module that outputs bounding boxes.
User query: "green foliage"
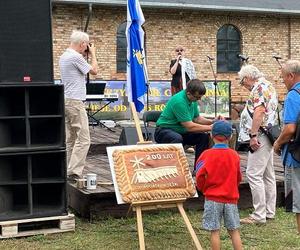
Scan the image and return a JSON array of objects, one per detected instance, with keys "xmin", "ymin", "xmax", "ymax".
[{"xmin": 0, "ymin": 208, "xmax": 299, "ymax": 249}]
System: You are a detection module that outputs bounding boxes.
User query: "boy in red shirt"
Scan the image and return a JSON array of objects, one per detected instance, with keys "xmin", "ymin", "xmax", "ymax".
[{"xmin": 196, "ymin": 120, "xmax": 242, "ymax": 250}]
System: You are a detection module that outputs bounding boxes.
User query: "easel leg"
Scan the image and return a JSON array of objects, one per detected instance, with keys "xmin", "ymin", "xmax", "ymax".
[
  {"xmin": 177, "ymin": 203, "xmax": 202, "ymax": 250},
  {"xmin": 136, "ymin": 206, "xmax": 146, "ymax": 250}
]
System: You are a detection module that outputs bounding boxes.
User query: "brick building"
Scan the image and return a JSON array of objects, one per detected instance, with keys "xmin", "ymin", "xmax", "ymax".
[{"xmin": 52, "ymin": 0, "xmax": 300, "ymax": 102}]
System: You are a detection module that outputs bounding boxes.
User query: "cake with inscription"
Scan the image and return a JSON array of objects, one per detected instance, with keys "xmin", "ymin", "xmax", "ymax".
[{"xmin": 112, "ymin": 145, "xmax": 196, "ymax": 203}]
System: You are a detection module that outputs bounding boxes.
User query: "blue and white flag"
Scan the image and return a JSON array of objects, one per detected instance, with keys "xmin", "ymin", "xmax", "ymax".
[{"xmin": 126, "ymin": 0, "xmax": 148, "ymax": 112}]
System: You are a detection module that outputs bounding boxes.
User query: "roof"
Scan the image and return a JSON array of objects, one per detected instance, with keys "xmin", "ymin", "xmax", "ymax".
[{"xmin": 53, "ymin": 0, "xmax": 300, "ymax": 15}]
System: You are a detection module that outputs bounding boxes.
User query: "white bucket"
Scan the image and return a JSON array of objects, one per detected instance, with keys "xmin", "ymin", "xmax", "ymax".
[{"xmin": 86, "ymin": 173, "xmax": 97, "ymax": 190}]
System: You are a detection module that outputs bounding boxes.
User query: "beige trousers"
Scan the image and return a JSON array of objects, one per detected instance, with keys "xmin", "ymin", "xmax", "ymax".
[
  {"xmin": 65, "ymin": 98, "xmax": 90, "ymax": 177},
  {"xmin": 246, "ymin": 134, "xmax": 277, "ymax": 222}
]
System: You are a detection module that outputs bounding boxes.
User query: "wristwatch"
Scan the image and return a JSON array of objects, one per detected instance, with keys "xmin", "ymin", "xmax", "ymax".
[{"xmin": 249, "ymin": 133, "xmax": 257, "ymax": 138}]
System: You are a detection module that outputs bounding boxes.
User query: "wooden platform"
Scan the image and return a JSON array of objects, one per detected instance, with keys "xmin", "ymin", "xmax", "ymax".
[
  {"xmin": 0, "ymin": 214, "xmax": 75, "ymax": 239},
  {"xmin": 67, "ymin": 126, "xmax": 285, "ymax": 219}
]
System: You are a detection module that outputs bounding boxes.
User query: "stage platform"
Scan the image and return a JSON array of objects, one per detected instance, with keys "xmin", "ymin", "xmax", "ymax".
[{"xmin": 67, "ymin": 126, "xmax": 285, "ymax": 220}]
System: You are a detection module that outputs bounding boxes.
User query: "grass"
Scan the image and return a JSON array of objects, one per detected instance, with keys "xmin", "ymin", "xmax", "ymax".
[{"xmin": 0, "ymin": 207, "xmax": 299, "ymax": 250}]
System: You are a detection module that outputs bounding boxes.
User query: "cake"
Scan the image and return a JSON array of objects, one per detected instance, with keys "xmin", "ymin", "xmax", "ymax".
[{"xmin": 112, "ymin": 145, "xmax": 196, "ymax": 203}]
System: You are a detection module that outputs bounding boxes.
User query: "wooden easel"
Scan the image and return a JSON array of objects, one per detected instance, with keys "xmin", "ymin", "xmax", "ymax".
[
  {"xmin": 131, "ymin": 199, "xmax": 202, "ymax": 250},
  {"xmin": 129, "ymin": 102, "xmax": 202, "ymax": 250}
]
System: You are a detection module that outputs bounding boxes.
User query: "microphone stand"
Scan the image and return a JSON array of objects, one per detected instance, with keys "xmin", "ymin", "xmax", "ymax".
[
  {"xmin": 207, "ymin": 57, "xmax": 218, "ymax": 117},
  {"xmin": 146, "ymin": 81, "xmax": 150, "ymax": 111},
  {"xmin": 272, "ymin": 56, "xmax": 283, "ymax": 127},
  {"xmin": 274, "ymin": 58, "xmax": 282, "ymax": 68}
]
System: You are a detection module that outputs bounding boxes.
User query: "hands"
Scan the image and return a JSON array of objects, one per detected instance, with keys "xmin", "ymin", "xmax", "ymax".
[
  {"xmin": 249, "ymin": 137, "xmax": 261, "ymax": 152},
  {"xmin": 273, "ymin": 140, "xmax": 282, "ymax": 155},
  {"xmin": 176, "ymin": 54, "xmax": 182, "ymax": 61},
  {"xmin": 213, "ymin": 115, "xmax": 225, "ymax": 123},
  {"xmin": 88, "ymin": 43, "xmax": 96, "ymax": 56}
]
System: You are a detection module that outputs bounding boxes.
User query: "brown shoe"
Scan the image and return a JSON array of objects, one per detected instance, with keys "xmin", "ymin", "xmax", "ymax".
[{"xmin": 240, "ymin": 216, "xmax": 265, "ymax": 225}]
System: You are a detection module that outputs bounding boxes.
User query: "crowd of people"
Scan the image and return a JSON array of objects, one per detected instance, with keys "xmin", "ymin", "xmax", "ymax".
[
  {"xmin": 155, "ymin": 49, "xmax": 300, "ymax": 248},
  {"xmin": 59, "ymin": 32, "xmax": 300, "ymax": 249}
]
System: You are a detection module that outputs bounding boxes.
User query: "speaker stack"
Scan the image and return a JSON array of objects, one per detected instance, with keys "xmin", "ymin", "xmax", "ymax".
[
  {"xmin": 119, "ymin": 127, "xmax": 157, "ymax": 145},
  {"xmin": 0, "ymin": 0, "xmax": 67, "ymax": 221}
]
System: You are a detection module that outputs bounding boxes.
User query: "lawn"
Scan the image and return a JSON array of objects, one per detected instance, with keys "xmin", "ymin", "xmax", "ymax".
[{"xmin": 0, "ymin": 207, "xmax": 299, "ymax": 250}]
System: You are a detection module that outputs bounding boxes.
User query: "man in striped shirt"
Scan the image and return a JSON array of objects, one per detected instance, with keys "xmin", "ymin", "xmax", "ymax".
[{"xmin": 59, "ymin": 30, "xmax": 98, "ymax": 180}]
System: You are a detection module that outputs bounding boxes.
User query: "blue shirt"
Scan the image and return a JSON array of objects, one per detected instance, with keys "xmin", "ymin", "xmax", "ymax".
[{"xmin": 282, "ymin": 82, "xmax": 300, "ymax": 168}]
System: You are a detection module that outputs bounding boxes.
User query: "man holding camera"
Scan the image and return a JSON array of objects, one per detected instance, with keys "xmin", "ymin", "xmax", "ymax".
[{"xmin": 59, "ymin": 30, "xmax": 98, "ymax": 181}]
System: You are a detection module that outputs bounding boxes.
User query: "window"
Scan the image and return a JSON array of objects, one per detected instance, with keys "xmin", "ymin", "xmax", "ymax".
[
  {"xmin": 116, "ymin": 22, "xmax": 127, "ymax": 73},
  {"xmin": 217, "ymin": 24, "xmax": 241, "ymax": 73}
]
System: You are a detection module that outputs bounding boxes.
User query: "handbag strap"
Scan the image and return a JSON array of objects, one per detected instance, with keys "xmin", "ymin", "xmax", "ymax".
[{"xmin": 246, "ymin": 106, "xmax": 268, "ymax": 135}]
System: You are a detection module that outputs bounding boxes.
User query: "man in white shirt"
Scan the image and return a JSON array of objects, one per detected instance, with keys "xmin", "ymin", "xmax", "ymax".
[
  {"xmin": 59, "ymin": 30, "xmax": 98, "ymax": 180},
  {"xmin": 238, "ymin": 65, "xmax": 278, "ymax": 224}
]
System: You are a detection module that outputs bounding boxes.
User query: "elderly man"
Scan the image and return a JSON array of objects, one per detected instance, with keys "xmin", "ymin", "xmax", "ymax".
[
  {"xmin": 59, "ymin": 30, "xmax": 98, "ymax": 180},
  {"xmin": 238, "ymin": 65, "xmax": 278, "ymax": 224},
  {"xmin": 155, "ymin": 79, "xmax": 221, "ymax": 169},
  {"xmin": 274, "ymin": 60, "xmax": 300, "ymax": 234}
]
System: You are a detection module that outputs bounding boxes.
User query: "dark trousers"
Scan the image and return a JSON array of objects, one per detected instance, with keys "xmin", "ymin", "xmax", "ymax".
[{"xmin": 154, "ymin": 127, "xmax": 209, "ymax": 169}]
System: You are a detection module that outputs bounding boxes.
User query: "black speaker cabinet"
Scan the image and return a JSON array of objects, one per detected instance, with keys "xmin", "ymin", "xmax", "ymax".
[
  {"xmin": 119, "ymin": 127, "xmax": 156, "ymax": 145},
  {"xmin": 0, "ymin": 0, "xmax": 53, "ymax": 83},
  {"xmin": 0, "ymin": 82, "xmax": 66, "ymax": 221},
  {"xmin": 0, "ymin": 84, "xmax": 65, "ymax": 152},
  {"xmin": 0, "ymin": 150, "xmax": 67, "ymax": 221}
]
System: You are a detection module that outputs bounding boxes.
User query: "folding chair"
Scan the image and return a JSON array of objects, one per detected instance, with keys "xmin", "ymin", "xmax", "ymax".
[{"xmin": 142, "ymin": 111, "xmax": 162, "ymax": 141}]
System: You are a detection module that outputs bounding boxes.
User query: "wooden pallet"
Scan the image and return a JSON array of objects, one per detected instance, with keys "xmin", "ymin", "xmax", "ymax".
[{"xmin": 0, "ymin": 214, "xmax": 75, "ymax": 239}]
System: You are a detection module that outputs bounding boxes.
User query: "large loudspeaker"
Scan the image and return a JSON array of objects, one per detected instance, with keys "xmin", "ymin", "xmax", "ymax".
[
  {"xmin": 119, "ymin": 127, "xmax": 156, "ymax": 145},
  {"xmin": 0, "ymin": 84, "xmax": 67, "ymax": 221},
  {"xmin": 0, "ymin": 0, "xmax": 53, "ymax": 83}
]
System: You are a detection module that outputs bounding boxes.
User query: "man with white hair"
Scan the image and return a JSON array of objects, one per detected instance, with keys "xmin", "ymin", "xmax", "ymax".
[
  {"xmin": 59, "ymin": 30, "xmax": 98, "ymax": 180},
  {"xmin": 274, "ymin": 60, "xmax": 300, "ymax": 234},
  {"xmin": 238, "ymin": 65, "xmax": 278, "ymax": 224}
]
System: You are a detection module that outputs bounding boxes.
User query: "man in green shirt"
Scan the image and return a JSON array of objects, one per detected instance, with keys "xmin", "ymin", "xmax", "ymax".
[{"xmin": 155, "ymin": 79, "xmax": 215, "ymax": 169}]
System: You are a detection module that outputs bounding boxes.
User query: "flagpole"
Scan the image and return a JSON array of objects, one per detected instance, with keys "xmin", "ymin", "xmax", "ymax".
[{"xmin": 142, "ymin": 57, "xmax": 149, "ymax": 111}]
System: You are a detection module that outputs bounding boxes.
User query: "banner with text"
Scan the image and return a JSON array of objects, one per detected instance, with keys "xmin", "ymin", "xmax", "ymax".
[{"xmin": 56, "ymin": 80, "xmax": 231, "ymax": 120}]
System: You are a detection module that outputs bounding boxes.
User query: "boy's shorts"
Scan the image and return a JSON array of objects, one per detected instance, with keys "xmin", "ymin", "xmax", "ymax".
[{"xmin": 202, "ymin": 199, "xmax": 240, "ymax": 231}]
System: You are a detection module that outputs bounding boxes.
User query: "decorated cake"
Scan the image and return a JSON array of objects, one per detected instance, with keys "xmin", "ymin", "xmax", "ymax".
[{"xmin": 112, "ymin": 145, "xmax": 196, "ymax": 203}]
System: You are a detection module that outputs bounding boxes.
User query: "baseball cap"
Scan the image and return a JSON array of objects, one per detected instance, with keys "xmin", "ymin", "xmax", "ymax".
[{"xmin": 212, "ymin": 120, "xmax": 232, "ymax": 138}]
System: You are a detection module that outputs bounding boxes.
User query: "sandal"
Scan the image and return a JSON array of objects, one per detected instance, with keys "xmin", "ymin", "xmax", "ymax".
[{"xmin": 240, "ymin": 216, "xmax": 265, "ymax": 225}]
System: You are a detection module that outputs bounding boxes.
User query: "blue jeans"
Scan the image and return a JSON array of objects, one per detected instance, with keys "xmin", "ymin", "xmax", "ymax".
[{"xmin": 154, "ymin": 127, "xmax": 209, "ymax": 169}]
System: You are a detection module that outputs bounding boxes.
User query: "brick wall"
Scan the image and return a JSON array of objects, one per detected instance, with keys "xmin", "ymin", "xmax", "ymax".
[{"xmin": 52, "ymin": 4, "xmax": 300, "ymax": 102}]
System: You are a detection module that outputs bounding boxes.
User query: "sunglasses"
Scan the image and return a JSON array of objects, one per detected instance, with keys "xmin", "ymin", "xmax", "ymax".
[{"xmin": 176, "ymin": 49, "xmax": 184, "ymax": 52}]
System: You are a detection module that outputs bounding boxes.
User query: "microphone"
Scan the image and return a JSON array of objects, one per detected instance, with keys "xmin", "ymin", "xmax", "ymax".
[
  {"xmin": 237, "ymin": 54, "xmax": 249, "ymax": 61},
  {"xmin": 207, "ymin": 55, "xmax": 214, "ymax": 61}
]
